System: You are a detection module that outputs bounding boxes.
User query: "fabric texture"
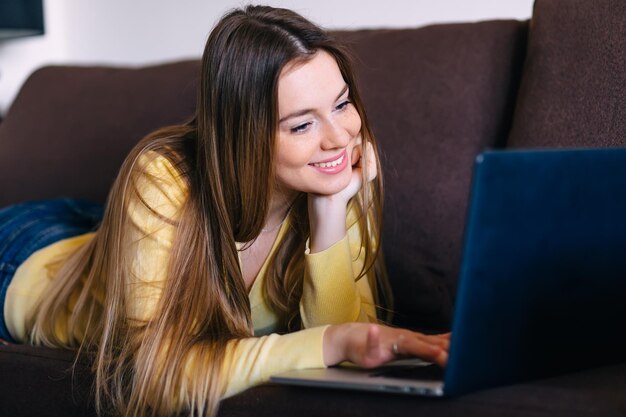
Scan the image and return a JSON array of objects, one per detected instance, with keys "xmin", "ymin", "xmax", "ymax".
[
  {"xmin": 508, "ymin": 0, "xmax": 626, "ymax": 148},
  {"xmin": 0, "ymin": 199, "xmax": 103, "ymax": 341},
  {"xmin": 4, "ymin": 233, "xmax": 95, "ymax": 341},
  {"xmin": 0, "ymin": 61, "xmax": 200, "ymax": 207}
]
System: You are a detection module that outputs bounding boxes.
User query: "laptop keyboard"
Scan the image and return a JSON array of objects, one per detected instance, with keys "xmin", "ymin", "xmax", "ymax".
[{"xmin": 370, "ymin": 364, "xmax": 445, "ymax": 381}]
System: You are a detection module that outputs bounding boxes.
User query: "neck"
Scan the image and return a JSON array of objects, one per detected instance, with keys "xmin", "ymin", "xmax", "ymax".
[{"xmin": 264, "ymin": 188, "xmax": 298, "ymax": 232}]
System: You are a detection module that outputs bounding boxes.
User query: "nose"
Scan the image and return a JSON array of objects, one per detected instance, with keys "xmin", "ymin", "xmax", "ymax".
[{"xmin": 320, "ymin": 119, "xmax": 350, "ymax": 150}]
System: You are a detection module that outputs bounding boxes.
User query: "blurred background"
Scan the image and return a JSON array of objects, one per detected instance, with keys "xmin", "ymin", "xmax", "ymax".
[{"xmin": 0, "ymin": 0, "xmax": 534, "ymax": 116}]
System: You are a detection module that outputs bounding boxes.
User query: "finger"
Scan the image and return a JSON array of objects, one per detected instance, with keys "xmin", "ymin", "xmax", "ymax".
[
  {"xmin": 392, "ymin": 335, "xmax": 405, "ymax": 356},
  {"xmin": 357, "ymin": 325, "xmax": 385, "ymax": 368},
  {"xmin": 364, "ymin": 142, "xmax": 377, "ymax": 182},
  {"xmin": 433, "ymin": 350, "xmax": 448, "ymax": 368},
  {"xmin": 417, "ymin": 332, "xmax": 451, "ymax": 343},
  {"xmin": 365, "ymin": 325, "xmax": 381, "ymax": 356},
  {"xmin": 401, "ymin": 336, "xmax": 447, "ymax": 366},
  {"xmin": 351, "ymin": 143, "xmax": 362, "ymax": 167},
  {"xmin": 417, "ymin": 334, "xmax": 450, "ymax": 351}
]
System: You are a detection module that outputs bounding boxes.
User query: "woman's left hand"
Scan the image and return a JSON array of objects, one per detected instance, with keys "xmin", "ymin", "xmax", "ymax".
[
  {"xmin": 307, "ymin": 137, "xmax": 378, "ymax": 253},
  {"xmin": 323, "ymin": 323, "xmax": 451, "ymax": 368},
  {"xmin": 334, "ymin": 136, "xmax": 377, "ymax": 205}
]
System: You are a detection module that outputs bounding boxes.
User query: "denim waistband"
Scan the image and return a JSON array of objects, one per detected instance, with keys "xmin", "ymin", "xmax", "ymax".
[{"xmin": 0, "ymin": 198, "xmax": 103, "ymax": 342}]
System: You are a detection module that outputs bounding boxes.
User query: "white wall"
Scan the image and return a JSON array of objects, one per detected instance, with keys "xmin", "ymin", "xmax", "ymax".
[{"xmin": 0, "ymin": 0, "xmax": 534, "ymax": 115}]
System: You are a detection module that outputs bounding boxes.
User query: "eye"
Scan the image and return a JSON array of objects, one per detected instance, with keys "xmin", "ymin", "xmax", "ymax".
[
  {"xmin": 335, "ymin": 100, "xmax": 351, "ymax": 111},
  {"xmin": 290, "ymin": 122, "xmax": 312, "ymax": 134}
]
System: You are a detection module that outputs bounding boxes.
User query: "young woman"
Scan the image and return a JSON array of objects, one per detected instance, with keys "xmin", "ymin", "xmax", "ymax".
[{"xmin": 0, "ymin": 5, "xmax": 449, "ymax": 417}]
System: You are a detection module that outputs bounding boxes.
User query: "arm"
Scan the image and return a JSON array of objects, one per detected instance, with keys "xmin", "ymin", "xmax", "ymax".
[
  {"xmin": 300, "ymin": 204, "xmax": 377, "ymax": 326},
  {"xmin": 215, "ymin": 322, "xmax": 449, "ymax": 399},
  {"xmin": 300, "ymin": 140, "xmax": 378, "ymax": 327}
]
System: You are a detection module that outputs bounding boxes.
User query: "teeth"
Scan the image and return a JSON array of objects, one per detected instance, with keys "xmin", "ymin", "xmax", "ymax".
[{"xmin": 313, "ymin": 154, "xmax": 344, "ymax": 168}]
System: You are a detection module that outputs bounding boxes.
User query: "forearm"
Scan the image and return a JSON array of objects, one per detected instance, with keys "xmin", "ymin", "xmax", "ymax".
[
  {"xmin": 143, "ymin": 326, "xmax": 328, "ymax": 412},
  {"xmin": 218, "ymin": 326, "xmax": 328, "ymax": 398},
  {"xmin": 308, "ymin": 194, "xmax": 348, "ymax": 253},
  {"xmin": 300, "ymin": 235, "xmax": 376, "ymax": 326}
]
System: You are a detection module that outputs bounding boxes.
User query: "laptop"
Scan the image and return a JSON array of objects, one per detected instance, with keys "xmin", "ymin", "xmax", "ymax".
[{"xmin": 271, "ymin": 148, "xmax": 626, "ymax": 397}]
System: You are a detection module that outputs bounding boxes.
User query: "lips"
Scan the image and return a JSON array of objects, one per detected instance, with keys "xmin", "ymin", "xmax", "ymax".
[
  {"xmin": 309, "ymin": 150, "xmax": 349, "ymax": 174},
  {"xmin": 310, "ymin": 152, "xmax": 345, "ymax": 168}
]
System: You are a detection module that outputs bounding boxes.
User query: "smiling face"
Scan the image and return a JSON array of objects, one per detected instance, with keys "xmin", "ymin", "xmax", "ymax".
[{"xmin": 274, "ymin": 50, "xmax": 362, "ymax": 200}]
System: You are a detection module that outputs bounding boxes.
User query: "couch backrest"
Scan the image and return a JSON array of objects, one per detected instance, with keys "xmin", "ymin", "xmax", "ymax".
[
  {"xmin": 508, "ymin": 0, "xmax": 626, "ymax": 148},
  {"xmin": 0, "ymin": 61, "xmax": 200, "ymax": 206}
]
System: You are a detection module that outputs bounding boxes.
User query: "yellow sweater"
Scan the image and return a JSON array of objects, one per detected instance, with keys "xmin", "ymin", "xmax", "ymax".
[{"xmin": 4, "ymin": 152, "xmax": 376, "ymax": 399}]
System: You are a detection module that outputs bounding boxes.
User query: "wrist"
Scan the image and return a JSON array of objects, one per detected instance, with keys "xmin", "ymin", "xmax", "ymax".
[
  {"xmin": 308, "ymin": 193, "xmax": 349, "ymax": 218},
  {"xmin": 323, "ymin": 323, "xmax": 351, "ymax": 366},
  {"xmin": 308, "ymin": 195, "xmax": 348, "ymax": 253}
]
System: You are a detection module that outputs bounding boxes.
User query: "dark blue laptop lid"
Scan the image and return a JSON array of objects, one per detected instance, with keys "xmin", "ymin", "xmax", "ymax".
[{"xmin": 444, "ymin": 148, "xmax": 626, "ymax": 396}]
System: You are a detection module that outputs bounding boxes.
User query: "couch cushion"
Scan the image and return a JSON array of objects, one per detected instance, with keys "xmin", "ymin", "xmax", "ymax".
[
  {"xmin": 2, "ymin": 343, "xmax": 625, "ymax": 417},
  {"xmin": 335, "ymin": 21, "xmax": 528, "ymax": 330},
  {"xmin": 508, "ymin": 0, "xmax": 626, "ymax": 148},
  {"xmin": 0, "ymin": 61, "xmax": 200, "ymax": 207},
  {"xmin": 220, "ymin": 363, "xmax": 626, "ymax": 417},
  {"xmin": 0, "ymin": 343, "xmax": 95, "ymax": 417}
]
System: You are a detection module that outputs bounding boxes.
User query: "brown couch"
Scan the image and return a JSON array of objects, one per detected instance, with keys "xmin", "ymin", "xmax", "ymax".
[{"xmin": 1, "ymin": 0, "xmax": 625, "ymax": 415}]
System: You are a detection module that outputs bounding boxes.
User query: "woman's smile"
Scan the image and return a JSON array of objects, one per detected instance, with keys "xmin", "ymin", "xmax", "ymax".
[{"xmin": 309, "ymin": 149, "xmax": 348, "ymax": 173}]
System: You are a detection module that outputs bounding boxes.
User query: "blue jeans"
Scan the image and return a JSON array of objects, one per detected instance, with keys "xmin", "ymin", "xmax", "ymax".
[{"xmin": 0, "ymin": 198, "xmax": 103, "ymax": 342}]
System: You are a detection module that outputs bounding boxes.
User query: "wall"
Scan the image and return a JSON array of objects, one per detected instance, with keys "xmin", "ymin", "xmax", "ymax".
[{"xmin": 0, "ymin": 0, "xmax": 534, "ymax": 115}]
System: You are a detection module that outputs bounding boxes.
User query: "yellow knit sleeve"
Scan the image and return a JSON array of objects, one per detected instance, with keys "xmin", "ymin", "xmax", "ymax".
[
  {"xmin": 125, "ymin": 153, "xmax": 329, "ymax": 402},
  {"xmin": 124, "ymin": 152, "xmax": 187, "ymax": 323},
  {"xmin": 299, "ymin": 204, "xmax": 377, "ymax": 327},
  {"xmin": 216, "ymin": 325, "xmax": 328, "ymax": 398}
]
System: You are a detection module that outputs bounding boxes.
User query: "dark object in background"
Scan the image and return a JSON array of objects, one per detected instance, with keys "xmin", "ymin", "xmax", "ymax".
[{"xmin": 0, "ymin": 0, "xmax": 44, "ymax": 40}]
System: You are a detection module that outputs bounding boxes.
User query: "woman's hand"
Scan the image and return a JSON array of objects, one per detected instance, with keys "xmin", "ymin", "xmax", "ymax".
[
  {"xmin": 308, "ymin": 138, "xmax": 378, "ymax": 253},
  {"xmin": 323, "ymin": 323, "xmax": 450, "ymax": 368},
  {"xmin": 333, "ymin": 136, "xmax": 377, "ymax": 205}
]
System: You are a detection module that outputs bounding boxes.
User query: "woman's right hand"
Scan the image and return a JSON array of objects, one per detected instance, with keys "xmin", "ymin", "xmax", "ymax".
[{"xmin": 323, "ymin": 323, "xmax": 450, "ymax": 368}]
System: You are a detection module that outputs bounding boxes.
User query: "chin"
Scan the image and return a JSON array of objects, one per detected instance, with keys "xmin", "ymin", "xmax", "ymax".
[
  {"xmin": 309, "ymin": 175, "xmax": 352, "ymax": 196},
  {"xmin": 277, "ymin": 168, "xmax": 353, "ymax": 196}
]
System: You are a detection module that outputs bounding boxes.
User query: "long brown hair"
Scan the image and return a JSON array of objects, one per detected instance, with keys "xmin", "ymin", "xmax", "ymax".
[{"xmin": 30, "ymin": 5, "xmax": 390, "ymax": 417}]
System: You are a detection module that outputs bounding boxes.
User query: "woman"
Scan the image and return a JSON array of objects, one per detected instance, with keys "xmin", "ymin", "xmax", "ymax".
[{"xmin": 0, "ymin": 5, "xmax": 449, "ymax": 417}]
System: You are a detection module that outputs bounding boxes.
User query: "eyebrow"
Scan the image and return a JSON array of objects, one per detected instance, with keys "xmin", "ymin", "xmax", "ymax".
[{"xmin": 279, "ymin": 84, "xmax": 349, "ymax": 124}]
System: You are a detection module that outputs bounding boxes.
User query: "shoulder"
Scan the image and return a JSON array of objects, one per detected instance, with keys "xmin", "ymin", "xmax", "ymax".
[
  {"xmin": 137, "ymin": 150, "xmax": 186, "ymax": 185},
  {"xmin": 130, "ymin": 150, "xmax": 189, "ymax": 217},
  {"xmin": 126, "ymin": 128, "xmax": 195, "ymax": 203}
]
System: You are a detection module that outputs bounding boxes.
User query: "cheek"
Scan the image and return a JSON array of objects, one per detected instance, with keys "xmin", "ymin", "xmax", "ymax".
[
  {"xmin": 274, "ymin": 136, "xmax": 315, "ymax": 173},
  {"xmin": 345, "ymin": 107, "xmax": 363, "ymax": 137}
]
